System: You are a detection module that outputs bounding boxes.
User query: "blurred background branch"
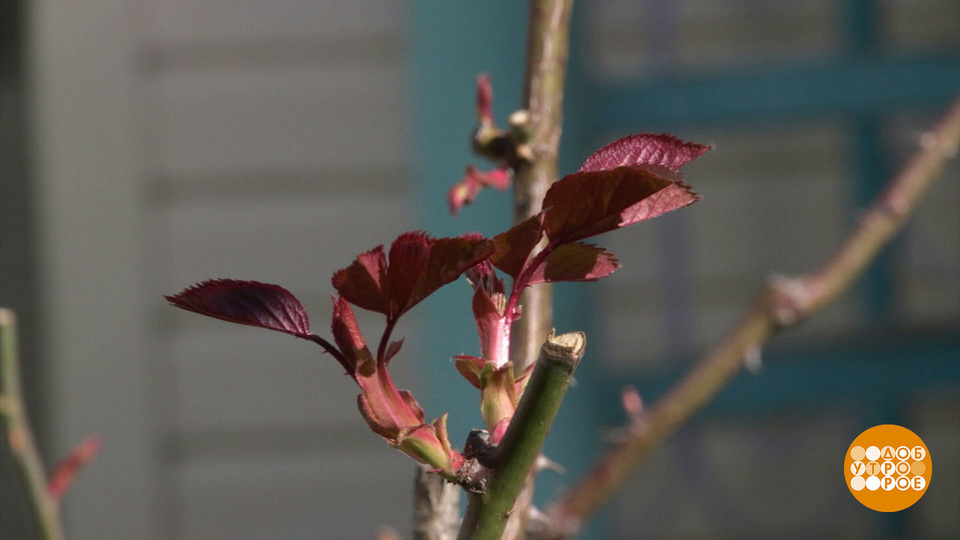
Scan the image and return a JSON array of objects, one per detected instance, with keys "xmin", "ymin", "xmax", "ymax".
[
  {"xmin": 1, "ymin": 308, "xmax": 64, "ymax": 540},
  {"xmin": 545, "ymin": 96, "xmax": 960, "ymax": 537}
]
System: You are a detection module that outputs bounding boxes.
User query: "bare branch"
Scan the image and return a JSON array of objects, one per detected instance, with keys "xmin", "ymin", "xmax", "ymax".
[
  {"xmin": 414, "ymin": 464, "xmax": 461, "ymax": 540},
  {"xmin": 544, "ymin": 96, "xmax": 960, "ymax": 537},
  {"xmin": 510, "ymin": 0, "xmax": 574, "ymax": 374}
]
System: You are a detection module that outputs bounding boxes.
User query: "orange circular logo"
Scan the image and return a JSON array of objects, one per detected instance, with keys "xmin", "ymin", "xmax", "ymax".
[{"xmin": 844, "ymin": 424, "xmax": 931, "ymax": 512}]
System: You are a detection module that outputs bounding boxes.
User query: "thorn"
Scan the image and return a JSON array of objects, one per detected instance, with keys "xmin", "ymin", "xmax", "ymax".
[
  {"xmin": 528, "ymin": 504, "xmax": 551, "ymax": 527},
  {"xmin": 621, "ymin": 385, "xmax": 644, "ymax": 421},
  {"xmin": 611, "ymin": 386, "xmax": 650, "ymax": 439},
  {"xmin": 535, "ymin": 454, "xmax": 566, "ymax": 475},
  {"xmin": 744, "ymin": 343, "xmax": 763, "ymax": 375}
]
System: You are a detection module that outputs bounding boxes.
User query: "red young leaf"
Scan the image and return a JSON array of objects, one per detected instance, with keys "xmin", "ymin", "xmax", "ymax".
[
  {"xmin": 333, "ymin": 232, "xmax": 493, "ymax": 321},
  {"xmin": 331, "ymin": 247, "xmax": 388, "ymax": 314},
  {"xmin": 166, "ymin": 279, "xmax": 312, "ymax": 338},
  {"xmin": 453, "ymin": 355, "xmax": 485, "ymax": 389},
  {"xmin": 330, "ymin": 296, "xmax": 373, "ymax": 376},
  {"xmin": 400, "ymin": 232, "xmax": 494, "ymax": 316},
  {"xmin": 478, "ymin": 167, "xmax": 511, "ymax": 190},
  {"xmin": 465, "ymin": 261, "xmax": 510, "ymax": 365},
  {"xmin": 432, "ymin": 414, "xmax": 463, "ymax": 472},
  {"xmin": 579, "ymin": 133, "xmax": 712, "ymax": 173},
  {"xmin": 542, "ymin": 167, "xmax": 700, "ymax": 243},
  {"xmin": 385, "ymin": 232, "xmax": 434, "ymax": 315},
  {"xmin": 472, "ymin": 287, "xmax": 507, "ymax": 361},
  {"xmin": 358, "ymin": 393, "xmax": 398, "ymax": 441},
  {"xmin": 398, "ymin": 388, "xmax": 426, "ymax": 424},
  {"xmin": 526, "ymin": 243, "xmax": 620, "ymax": 284},
  {"xmin": 356, "ymin": 369, "xmax": 425, "ymax": 443},
  {"xmin": 514, "ymin": 362, "xmax": 536, "ymax": 395},
  {"xmin": 491, "ymin": 214, "xmax": 545, "ymax": 278},
  {"xmin": 395, "ymin": 423, "xmax": 449, "ymax": 468},
  {"xmin": 448, "ymin": 175, "xmax": 480, "ymax": 217},
  {"xmin": 465, "ymin": 260, "xmax": 506, "ymax": 314},
  {"xmin": 490, "ymin": 419, "xmax": 511, "ymax": 445},
  {"xmin": 448, "ymin": 166, "xmax": 512, "ymax": 216}
]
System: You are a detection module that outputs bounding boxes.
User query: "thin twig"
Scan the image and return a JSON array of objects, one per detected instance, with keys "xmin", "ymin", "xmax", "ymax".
[
  {"xmin": 544, "ymin": 97, "xmax": 960, "ymax": 537},
  {"xmin": 1, "ymin": 308, "xmax": 64, "ymax": 540},
  {"xmin": 497, "ymin": 3, "xmax": 574, "ymax": 539},
  {"xmin": 418, "ymin": 3, "xmax": 575, "ymax": 539},
  {"xmin": 511, "ymin": 0, "xmax": 574, "ymax": 374}
]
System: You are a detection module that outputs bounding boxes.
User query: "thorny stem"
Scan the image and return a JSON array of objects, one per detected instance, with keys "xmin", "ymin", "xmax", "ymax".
[
  {"xmin": 0, "ymin": 308, "xmax": 64, "ymax": 540},
  {"xmin": 543, "ymin": 96, "xmax": 960, "ymax": 537},
  {"xmin": 459, "ymin": 332, "xmax": 585, "ymax": 540}
]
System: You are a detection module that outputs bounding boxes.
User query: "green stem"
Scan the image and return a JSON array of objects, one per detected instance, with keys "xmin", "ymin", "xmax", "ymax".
[
  {"xmin": 1, "ymin": 308, "xmax": 64, "ymax": 540},
  {"xmin": 459, "ymin": 331, "xmax": 585, "ymax": 540}
]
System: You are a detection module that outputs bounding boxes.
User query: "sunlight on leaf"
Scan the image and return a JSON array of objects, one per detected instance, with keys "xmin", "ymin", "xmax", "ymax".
[{"xmin": 165, "ymin": 279, "xmax": 312, "ymax": 338}]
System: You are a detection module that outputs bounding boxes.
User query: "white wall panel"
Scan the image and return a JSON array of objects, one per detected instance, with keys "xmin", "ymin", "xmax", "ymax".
[
  {"xmin": 28, "ymin": 0, "xmax": 416, "ymax": 536},
  {"xmin": 177, "ymin": 450, "xmax": 414, "ymax": 540},
  {"xmin": 154, "ymin": 66, "xmax": 408, "ymax": 177},
  {"xmin": 689, "ymin": 177, "xmax": 848, "ymax": 283},
  {"xmin": 167, "ymin": 318, "xmax": 423, "ymax": 433},
  {"xmin": 587, "ymin": 0, "xmax": 839, "ymax": 79},
  {"xmin": 29, "ymin": 0, "xmax": 154, "ymax": 537},
  {"xmin": 146, "ymin": 0, "xmax": 403, "ymax": 44},
  {"xmin": 158, "ymin": 195, "xmax": 411, "ymax": 298}
]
